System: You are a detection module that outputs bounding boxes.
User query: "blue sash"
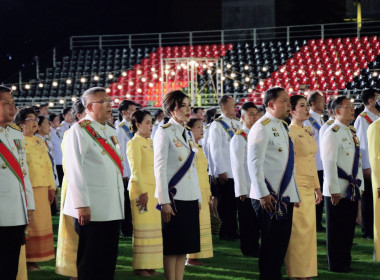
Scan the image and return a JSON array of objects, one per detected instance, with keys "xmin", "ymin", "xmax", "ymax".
[
  {"xmin": 216, "ymin": 119, "xmax": 235, "ymax": 138},
  {"xmin": 264, "ymin": 124, "xmax": 294, "ymax": 220},
  {"xmin": 121, "ymin": 123, "xmax": 134, "ymax": 139},
  {"xmin": 308, "ymin": 117, "xmax": 321, "ymax": 131},
  {"xmin": 156, "ymin": 130, "xmax": 195, "ymax": 213},
  {"xmin": 337, "ymin": 132, "xmax": 361, "ymax": 201}
]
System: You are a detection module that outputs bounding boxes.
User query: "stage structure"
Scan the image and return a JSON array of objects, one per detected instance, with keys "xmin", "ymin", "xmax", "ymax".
[{"xmin": 160, "ymin": 57, "xmax": 223, "ymax": 107}]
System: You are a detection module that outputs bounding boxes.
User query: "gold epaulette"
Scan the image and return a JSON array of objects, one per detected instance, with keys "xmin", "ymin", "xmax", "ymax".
[
  {"xmin": 282, "ymin": 120, "xmax": 289, "ymax": 126},
  {"xmin": 185, "ymin": 126, "xmax": 191, "ymax": 130},
  {"xmin": 7, "ymin": 123, "xmax": 21, "ymax": 131},
  {"xmin": 327, "ymin": 120, "xmax": 334, "ymax": 125},
  {"xmin": 235, "ymin": 129, "xmax": 243, "ymax": 135},
  {"xmin": 233, "ymin": 117, "xmax": 240, "ymax": 121},
  {"xmin": 59, "ymin": 123, "xmax": 64, "ymax": 127},
  {"xmin": 162, "ymin": 123, "xmax": 171, "ymax": 128},
  {"xmin": 79, "ymin": 120, "xmax": 91, "ymax": 128},
  {"xmin": 153, "ymin": 123, "xmax": 159, "ymax": 126},
  {"xmin": 332, "ymin": 125, "xmax": 340, "ymax": 132},
  {"xmin": 205, "ymin": 124, "xmax": 210, "ymax": 129},
  {"xmin": 261, "ymin": 118, "xmax": 271, "ymax": 126},
  {"xmin": 360, "ymin": 112, "xmax": 367, "ymax": 117},
  {"xmin": 107, "ymin": 122, "xmax": 115, "ymax": 129},
  {"xmin": 215, "ymin": 117, "xmax": 222, "ymax": 122},
  {"xmin": 349, "ymin": 125, "xmax": 356, "ymax": 133},
  {"xmin": 118, "ymin": 122, "xmax": 125, "ymax": 128}
]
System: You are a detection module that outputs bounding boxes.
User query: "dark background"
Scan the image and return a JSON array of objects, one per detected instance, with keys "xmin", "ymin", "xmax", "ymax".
[{"xmin": 1, "ymin": 0, "xmax": 380, "ymax": 83}]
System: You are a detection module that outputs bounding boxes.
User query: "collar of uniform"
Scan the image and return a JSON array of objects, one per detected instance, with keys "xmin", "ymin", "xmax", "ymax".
[
  {"xmin": 122, "ymin": 118, "xmax": 130, "ymax": 126},
  {"xmin": 35, "ymin": 133, "xmax": 49, "ymax": 141},
  {"xmin": 134, "ymin": 133, "xmax": 150, "ymax": 142},
  {"xmin": 309, "ymin": 109, "xmax": 323, "ymax": 120},
  {"xmin": 265, "ymin": 111, "xmax": 282, "ymax": 123},
  {"xmin": 84, "ymin": 115, "xmax": 107, "ymax": 131},
  {"xmin": 364, "ymin": 107, "xmax": 380, "ymax": 119},
  {"xmin": 334, "ymin": 119, "xmax": 349, "ymax": 130},
  {"xmin": 242, "ymin": 125, "xmax": 250, "ymax": 133},
  {"xmin": 169, "ymin": 118, "xmax": 185, "ymax": 133},
  {"xmin": 221, "ymin": 113, "xmax": 233, "ymax": 121}
]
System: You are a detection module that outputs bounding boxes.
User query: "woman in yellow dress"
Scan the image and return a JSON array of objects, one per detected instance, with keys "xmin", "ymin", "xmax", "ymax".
[
  {"xmin": 285, "ymin": 95, "xmax": 322, "ymax": 280},
  {"xmin": 127, "ymin": 110, "xmax": 163, "ymax": 276},
  {"xmin": 186, "ymin": 118, "xmax": 213, "ymax": 266},
  {"xmin": 15, "ymin": 107, "xmax": 56, "ymax": 270}
]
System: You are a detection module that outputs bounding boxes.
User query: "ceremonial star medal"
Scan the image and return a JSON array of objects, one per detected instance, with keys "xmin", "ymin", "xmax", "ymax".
[
  {"xmin": 174, "ymin": 138, "xmax": 183, "ymax": 147},
  {"xmin": 353, "ymin": 135, "xmax": 360, "ymax": 147}
]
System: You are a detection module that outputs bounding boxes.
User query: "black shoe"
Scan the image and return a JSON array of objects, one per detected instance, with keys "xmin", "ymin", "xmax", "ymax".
[{"xmin": 317, "ymin": 225, "xmax": 326, "ymax": 232}]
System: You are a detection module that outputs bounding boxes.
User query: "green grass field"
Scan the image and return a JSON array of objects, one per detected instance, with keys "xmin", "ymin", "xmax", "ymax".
[{"xmin": 28, "ymin": 216, "xmax": 379, "ymax": 280}]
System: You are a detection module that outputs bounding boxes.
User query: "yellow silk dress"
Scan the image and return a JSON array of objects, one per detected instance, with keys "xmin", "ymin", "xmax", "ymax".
[
  {"xmin": 127, "ymin": 134, "xmax": 163, "ymax": 270},
  {"xmin": 24, "ymin": 136, "xmax": 56, "ymax": 262},
  {"xmin": 187, "ymin": 145, "xmax": 213, "ymax": 259},
  {"xmin": 56, "ymin": 132, "xmax": 79, "ymax": 277},
  {"xmin": 285, "ymin": 124, "xmax": 320, "ymax": 278},
  {"xmin": 367, "ymin": 118, "xmax": 380, "ymax": 261},
  {"xmin": 16, "ymin": 246, "xmax": 27, "ymax": 280}
]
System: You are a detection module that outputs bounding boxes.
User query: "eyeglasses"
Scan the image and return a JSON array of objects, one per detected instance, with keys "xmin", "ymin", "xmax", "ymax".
[
  {"xmin": 90, "ymin": 98, "xmax": 114, "ymax": 106},
  {"xmin": 25, "ymin": 117, "xmax": 38, "ymax": 122},
  {"xmin": 338, "ymin": 105, "xmax": 355, "ymax": 109}
]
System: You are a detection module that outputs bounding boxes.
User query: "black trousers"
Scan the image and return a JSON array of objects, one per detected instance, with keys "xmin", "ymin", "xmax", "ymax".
[
  {"xmin": 325, "ymin": 198, "xmax": 358, "ymax": 272},
  {"xmin": 217, "ymin": 178, "xmax": 238, "ymax": 239},
  {"xmin": 120, "ymin": 178, "xmax": 133, "ymax": 236},
  {"xmin": 75, "ymin": 219, "xmax": 120, "ymax": 280},
  {"xmin": 252, "ymin": 200, "xmax": 294, "ymax": 280},
  {"xmin": 56, "ymin": 164, "xmax": 64, "ymax": 187},
  {"xmin": 0, "ymin": 225, "xmax": 25, "ymax": 280},
  {"xmin": 361, "ymin": 174, "xmax": 374, "ymax": 238},
  {"xmin": 237, "ymin": 198, "xmax": 260, "ymax": 256},
  {"xmin": 316, "ymin": 170, "xmax": 324, "ymax": 228}
]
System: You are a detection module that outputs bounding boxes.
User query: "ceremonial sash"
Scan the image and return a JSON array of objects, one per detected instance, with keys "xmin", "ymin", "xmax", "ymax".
[
  {"xmin": 121, "ymin": 123, "xmax": 134, "ymax": 139},
  {"xmin": 156, "ymin": 130, "xmax": 195, "ymax": 213},
  {"xmin": 80, "ymin": 122, "xmax": 123, "ymax": 176},
  {"xmin": 216, "ymin": 119, "xmax": 235, "ymax": 138},
  {"xmin": 337, "ymin": 131, "xmax": 361, "ymax": 201},
  {"xmin": 363, "ymin": 114, "xmax": 373, "ymax": 125},
  {"xmin": 264, "ymin": 125, "xmax": 294, "ymax": 220},
  {"xmin": 308, "ymin": 117, "xmax": 321, "ymax": 131},
  {"xmin": 0, "ymin": 140, "xmax": 27, "ymax": 205},
  {"xmin": 240, "ymin": 131, "xmax": 248, "ymax": 141}
]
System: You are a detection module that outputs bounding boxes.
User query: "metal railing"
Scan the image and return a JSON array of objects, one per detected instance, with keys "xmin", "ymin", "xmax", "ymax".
[{"xmin": 70, "ymin": 20, "xmax": 380, "ymax": 50}]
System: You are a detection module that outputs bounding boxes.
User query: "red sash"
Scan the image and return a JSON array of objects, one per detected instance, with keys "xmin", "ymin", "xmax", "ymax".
[
  {"xmin": 240, "ymin": 131, "xmax": 248, "ymax": 141},
  {"xmin": 79, "ymin": 121, "xmax": 123, "ymax": 176},
  {"xmin": 363, "ymin": 114, "xmax": 373, "ymax": 125},
  {"xmin": 0, "ymin": 140, "xmax": 27, "ymax": 205}
]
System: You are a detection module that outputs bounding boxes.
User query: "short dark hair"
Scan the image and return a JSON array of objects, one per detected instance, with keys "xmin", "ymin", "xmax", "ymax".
[
  {"xmin": 218, "ymin": 95, "xmax": 233, "ymax": 108},
  {"xmin": 154, "ymin": 109, "xmax": 163, "ymax": 119},
  {"xmin": 37, "ymin": 115, "xmax": 47, "ymax": 126},
  {"xmin": 72, "ymin": 100, "xmax": 85, "ymax": 122},
  {"xmin": 0, "ymin": 86, "xmax": 11, "ymax": 95},
  {"xmin": 192, "ymin": 107, "xmax": 204, "ymax": 114},
  {"xmin": 307, "ymin": 91, "xmax": 323, "ymax": 106},
  {"xmin": 327, "ymin": 99, "xmax": 334, "ymax": 111},
  {"xmin": 39, "ymin": 103, "xmax": 49, "ymax": 108},
  {"xmin": 263, "ymin": 87, "xmax": 286, "ymax": 107},
  {"xmin": 361, "ymin": 88, "xmax": 378, "ymax": 105},
  {"xmin": 131, "ymin": 110, "xmax": 151, "ymax": 133},
  {"xmin": 205, "ymin": 107, "xmax": 217, "ymax": 124},
  {"xmin": 15, "ymin": 107, "xmax": 37, "ymax": 125},
  {"xmin": 81, "ymin": 87, "xmax": 106, "ymax": 107},
  {"xmin": 62, "ymin": 107, "xmax": 71, "ymax": 116},
  {"xmin": 118, "ymin": 100, "xmax": 136, "ymax": 114},
  {"xmin": 289, "ymin": 95, "xmax": 307, "ymax": 111},
  {"xmin": 187, "ymin": 118, "xmax": 202, "ymax": 128},
  {"xmin": 163, "ymin": 90, "xmax": 188, "ymax": 117},
  {"xmin": 49, "ymin": 113, "xmax": 58, "ymax": 122},
  {"xmin": 241, "ymin": 102, "xmax": 257, "ymax": 112},
  {"xmin": 331, "ymin": 95, "xmax": 347, "ymax": 114}
]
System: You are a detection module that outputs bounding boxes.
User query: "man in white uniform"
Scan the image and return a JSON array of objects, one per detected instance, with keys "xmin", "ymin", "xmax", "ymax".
[
  {"xmin": 354, "ymin": 88, "xmax": 380, "ymax": 240},
  {"xmin": 209, "ymin": 95, "xmax": 242, "ymax": 240},
  {"xmin": 248, "ymin": 87, "xmax": 300, "ymax": 280},
  {"xmin": 63, "ymin": 87, "xmax": 124, "ymax": 280},
  {"xmin": 59, "ymin": 107, "xmax": 74, "ymax": 134},
  {"xmin": 116, "ymin": 99, "xmax": 136, "ymax": 237},
  {"xmin": 321, "ymin": 95, "xmax": 364, "ymax": 273},
  {"xmin": 303, "ymin": 91, "xmax": 326, "ymax": 232},
  {"xmin": 230, "ymin": 102, "xmax": 260, "ymax": 257},
  {"xmin": 0, "ymin": 86, "xmax": 35, "ymax": 279}
]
